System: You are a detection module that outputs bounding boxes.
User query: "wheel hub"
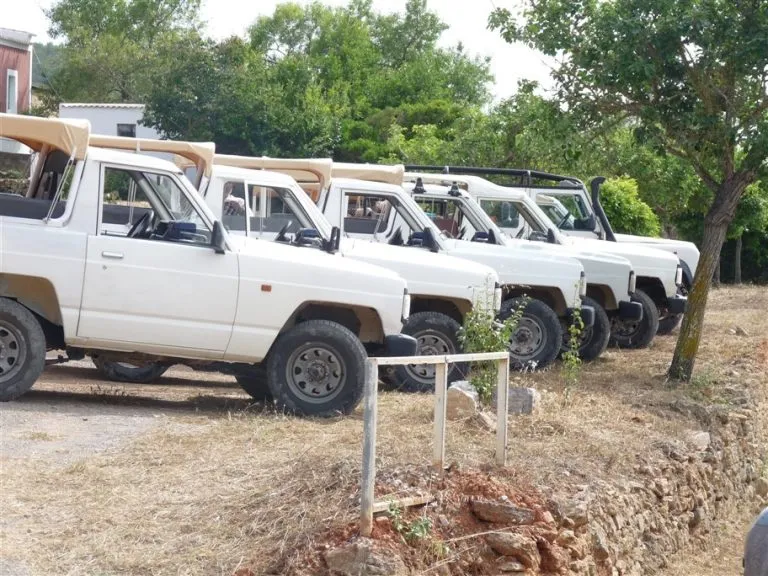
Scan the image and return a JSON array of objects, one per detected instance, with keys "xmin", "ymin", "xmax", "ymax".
[
  {"xmin": 508, "ymin": 317, "xmax": 545, "ymax": 360},
  {"xmin": 0, "ymin": 323, "xmax": 25, "ymax": 383},
  {"xmin": 285, "ymin": 344, "xmax": 346, "ymax": 404},
  {"xmin": 405, "ymin": 331, "xmax": 454, "ymax": 385}
]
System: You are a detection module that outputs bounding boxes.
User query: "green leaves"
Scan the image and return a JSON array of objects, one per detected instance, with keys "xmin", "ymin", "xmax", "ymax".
[{"xmin": 599, "ymin": 177, "xmax": 662, "ymax": 237}]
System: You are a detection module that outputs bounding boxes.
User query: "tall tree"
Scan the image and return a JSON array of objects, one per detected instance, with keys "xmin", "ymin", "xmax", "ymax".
[{"xmin": 491, "ymin": 0, "xmax": 768, "ymax": 380}]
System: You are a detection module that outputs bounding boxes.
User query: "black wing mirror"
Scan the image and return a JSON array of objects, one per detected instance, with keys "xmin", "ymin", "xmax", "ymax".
[
  {"xmin": 324, "ymin": 226, "xmax": 341, "ymax": 254},
  {"xmin": 423, "ymin": 227, "xmax": 440, "ymax": 252},
  {"xmin": 211, "ymin": 220, "xmax": 226, "ymax": 254}
]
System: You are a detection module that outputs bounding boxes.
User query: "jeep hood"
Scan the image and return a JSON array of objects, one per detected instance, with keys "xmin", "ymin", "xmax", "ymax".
[{"xmin": 613, "ymin": 233, "xmax": 700, "ymax": 274}]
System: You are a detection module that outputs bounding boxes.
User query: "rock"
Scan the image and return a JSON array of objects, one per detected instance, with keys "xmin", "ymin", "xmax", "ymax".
[
  {"xmin": 471, "ymin": 500, "xmax": 536, "ymax": 525},
  {"xmin": 538, "ymin": 539, "xmax": 570, "ymax": 572},
  {"xmin": 471, "ymin": 411, "xmax": 497, "ymax": 432},
  {"xmin": 446, "ymin": 381, "xmax": 479, "ymax": 420},
  {"xmin": 686, "ymin": 431, "xmax": 711, "ymax": 452},
  {"xmin": 559, "ymin": 498, "xmax": 590, "ymax": 528},
  {"xmin": 485, "ymin": 532, "xmax": 540, "ymax": 569},
  {"xmin": 755, "ymin": 477, "xmax": 768, "ymax": 498},
  {"xmin": 492, "ymin": 386, "xmax": 541, "ymax": 415},
  {"xmin": 324, "ymin": 539, "xmax": 408, "ymax": 576},
  {"xmin": 735, "ymin": 326, "xmax": 750, "ymax": 336},
  {"xmin": 498, "ymin": 559, "xmax": 527, "ymax": 573},
  {"xmin": 540, "ymin": 511, "xmax": 555, "ymax": 525}
]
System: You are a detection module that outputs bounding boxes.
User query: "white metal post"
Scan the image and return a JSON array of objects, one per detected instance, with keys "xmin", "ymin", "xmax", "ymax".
[
  {"xmin": 432, "ymin": 360, "xmax": 448, "ymax": 471},
  {"xmin": 496, "ymin": 356, "xmax": 510, "ymax": 466},
  {"xmin": 360, "ymin": 358, "xmax": 379, "ymax": 537}
]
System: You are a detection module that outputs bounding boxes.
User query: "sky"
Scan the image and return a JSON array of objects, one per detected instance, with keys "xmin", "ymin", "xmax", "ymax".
[{"xmin": 1, "ymin": 0, "xmax": 555, "ymax": 100}]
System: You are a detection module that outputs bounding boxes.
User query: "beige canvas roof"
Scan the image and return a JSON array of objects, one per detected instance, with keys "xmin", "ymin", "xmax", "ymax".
[
  {"xmin": 331, "ymin": 162, "xmax": 405, "ymax": 185},
  {"xmin": 214, "ymin": 155, "xmax": 332, "ymax": 193},
  {"xmin": 89, "ymin": 135, "xmax": 215, "ymax": 185},
  {"xmin": 0, "ymin": 113, "xmax": 90, "ymax": 160}
]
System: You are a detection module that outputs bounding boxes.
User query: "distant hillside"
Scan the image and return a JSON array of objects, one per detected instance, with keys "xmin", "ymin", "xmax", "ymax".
[{"xmin": 32, "ymin": 42, "xmax": 62, "ymax": 88}]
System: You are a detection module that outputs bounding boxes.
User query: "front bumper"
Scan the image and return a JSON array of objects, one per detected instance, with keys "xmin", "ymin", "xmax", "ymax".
[
  {"xmin": 618, "ymin": 300, "xmax": 644, "ymax": 321},
  {"xmin": 566, "ymin": 305, "xmax": 595, "ymax": 329},
  {"xmin": 666, "ymin": 294, "xmax": 688, "ymax": 315},
  {"xmin": 383, "ymin": 334, "xmax": 419, "ymax": 357}
]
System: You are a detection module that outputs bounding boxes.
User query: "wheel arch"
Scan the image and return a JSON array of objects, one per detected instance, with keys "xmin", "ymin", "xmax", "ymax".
[
  {"xmin": 279, "ymin": 301, "xmax": 384, "ymax": 346},
  {"xmin": 504, "ymin": 287, "xmax": 567, "ymax": 316},
  {"xmin": 409, "ymin": 296, "xmax": 467, "ymax": 324}
]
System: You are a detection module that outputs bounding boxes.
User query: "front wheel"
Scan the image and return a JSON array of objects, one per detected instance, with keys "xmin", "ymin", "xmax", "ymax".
[
  {"xmin": 560, "ymin": 296, "xmax": 610, "ymax": 362},
  {"xmin": 502, "ymin": 297, "xmax": 562, "ymax": 370},
  {"xmin": 610, "ymin": 289, "xmax": 659, "ymax": 349},
  {"xmin": 91, "ymin": 357, "xmax": 169, "ymax": 384},
  {"xmin": 393, "ymin": 311, "xmax": 466, "ymax": 393},
  {"xmin": 267, "ymin": 320, "xmax": 366, "ymax": 417},
  {"xmin": 0, "ymin": 298, "xmax": 46, "ymax": 401}
]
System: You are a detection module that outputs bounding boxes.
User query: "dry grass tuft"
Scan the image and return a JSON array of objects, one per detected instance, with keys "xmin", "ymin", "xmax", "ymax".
[{"xmin": 0, "ymin": 286, "xmax": 766, "ymax": 575}]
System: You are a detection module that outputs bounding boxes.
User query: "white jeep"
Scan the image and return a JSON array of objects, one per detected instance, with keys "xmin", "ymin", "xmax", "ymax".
[
  {"xmin": 0, "ymin": 114, "xmax": 417, "ymax": 416},
  {"xmin": 405, "ymin": 171, "xmax": 688, "ymax": 347},
  {"xmin": 88, "ymin": 138, "xmax": 501, "ymax": 392}
]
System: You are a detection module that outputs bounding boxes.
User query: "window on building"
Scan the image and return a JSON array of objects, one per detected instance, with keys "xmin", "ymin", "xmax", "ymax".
[
  {"xmin": 116, "ymin": 123, "xmax": 137, "ymax": 138},
  {"xmin": 6, "ymin": 70, "xmax": 18, "ymax": 114}
]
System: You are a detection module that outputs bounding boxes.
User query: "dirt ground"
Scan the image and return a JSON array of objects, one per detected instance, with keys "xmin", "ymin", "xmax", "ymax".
[{"xmin": 0, "ymin": 286, "xmax": 766, "ymax": 575}]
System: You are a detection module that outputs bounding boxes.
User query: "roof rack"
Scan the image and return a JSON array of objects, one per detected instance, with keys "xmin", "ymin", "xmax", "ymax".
[{"xmin": 403, "ymin": 165, "xmax": 584, "ymax": 189}]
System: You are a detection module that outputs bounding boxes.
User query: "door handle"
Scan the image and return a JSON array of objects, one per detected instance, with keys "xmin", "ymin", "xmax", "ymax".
[{"xmin": 101, "ymin": 251, "xmax": 124, "ymax": 260}]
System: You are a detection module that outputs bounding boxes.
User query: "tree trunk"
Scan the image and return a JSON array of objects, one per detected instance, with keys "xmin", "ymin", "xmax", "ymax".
[
  {"xmin": 713, "ymin": 257, "xmax": 721, "ymax": 287},
  {"xmin": 669, "ymin": 174, "xmax": 752, "ymax": 382},
  {"xmin": 735, "ymin": 235, "xmax": 742, "ymax": 284}
]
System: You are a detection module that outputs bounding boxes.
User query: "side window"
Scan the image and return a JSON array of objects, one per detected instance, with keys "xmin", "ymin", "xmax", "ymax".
[
  {"xmin": 344, "ymin": 193, "xmax": 394, "ymax": 235},
  {"xmin": 222, "ymin": 180, "xmax": 247, "ymax": 232},
  {"xmin": 100, "ymin": 167, "xmax": 212, "ymax": 246},
  {"xmin": 0, "ymin": 150, "xmax": 76, "ymax": 221},
  {"xmin": 101, "ymin": 168, "xmax": 152, "ymax": 234},
  {"xmin": 558, "ymin": 194, "xmax": 588, "ymax": 220},
  {"xmin": 416, "ymin": 198, "xmax": 464, "ymax": 238},
  {"xmin": 248, "ymin": 185, "xmax": 307, "ymax": 237},
  {"xmin": 480, "ymin": 200, "xmax": 520, "ymax": 230}
]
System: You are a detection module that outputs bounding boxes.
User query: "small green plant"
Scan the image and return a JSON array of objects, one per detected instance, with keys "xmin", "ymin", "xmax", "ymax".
[
  {"xmin": 387, "ymin": 501, "xmax": 432, "ymax": 543},
  {"xmin": 561, "ymin": 306, "xmax": 584, "ymax": 401},
  {"xmin": 458, "ymin": 287, "xmax": 524, "ymax": 403}
]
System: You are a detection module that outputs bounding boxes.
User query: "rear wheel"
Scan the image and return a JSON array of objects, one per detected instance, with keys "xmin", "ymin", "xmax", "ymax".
[
  {"xmin": 0, "ymin": 299, "xmax": 46, "ymax": 401},
  {"xmin": 610, "ymin": 289, "xmax": 659, "ymax": 349},
  {"xmin": 267, "ymin": 320, "xmax": 366, "ymax": 417},
  {"xmin": 561, "ymin": 296, "xmax": 610, "ymax": 362},
  {"xmin": 91, "ymin": 357, "xmax": 169, "ymax": 384},
  {"xmin": 502, "ymin": 297, "xmax": 562, "ymax": 370},
  {"xmin": 393, "ymin": 311, "xmax": 466, "ymax": 393}
]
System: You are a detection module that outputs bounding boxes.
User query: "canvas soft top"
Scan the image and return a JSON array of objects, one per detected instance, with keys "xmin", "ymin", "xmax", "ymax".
[
  {"xmin": 214, "ymin": 155, "xmax": 332, "ymax": 199},
  {"xmin": 332, "ymin": 162, "xmax": 404, "ymax": 185},
  {"xmin": 89, "ymin": 135, "xmax": 214, "ymax": 188},
  {"xmin": 0, "ymin": 113, "xmax": 90, "ymax": 160}
]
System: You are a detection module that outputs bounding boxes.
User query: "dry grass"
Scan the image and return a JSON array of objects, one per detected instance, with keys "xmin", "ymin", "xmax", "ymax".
[{"xmin": 0, "ymin": 286, "xmax": 766, "ymax": 575}]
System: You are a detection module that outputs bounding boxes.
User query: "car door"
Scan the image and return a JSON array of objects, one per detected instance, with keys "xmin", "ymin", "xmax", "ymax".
[{"xmin": 77, "ymin": 165, "xmax": 238, "ymax": 357}]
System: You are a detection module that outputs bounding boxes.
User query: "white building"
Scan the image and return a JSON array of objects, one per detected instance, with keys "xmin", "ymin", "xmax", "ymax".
[{"xmin": 58, "ymin": 103, "xmax": 161, "ymax": 139}]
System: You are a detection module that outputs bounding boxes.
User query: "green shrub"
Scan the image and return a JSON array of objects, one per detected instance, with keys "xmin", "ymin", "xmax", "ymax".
[{"xmin": 600, "ymin": 176, "xmax": 661, "ymax": 237}]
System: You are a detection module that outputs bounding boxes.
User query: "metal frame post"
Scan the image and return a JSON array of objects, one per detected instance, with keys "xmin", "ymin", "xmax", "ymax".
[
  {"xmin": 360, "ymin": 358, "xmax": 379, "ymax": 537},
  {"xmin": 432, "ymin": 360, "xmax": 448, "ymax": 471},
  {"xmin": 495, "ymin": 356, "xmax": 510, "ymax": 466}
]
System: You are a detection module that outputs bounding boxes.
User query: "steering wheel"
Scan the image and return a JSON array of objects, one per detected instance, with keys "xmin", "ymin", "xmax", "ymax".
[
  {"xmin": 275, "ymin": 220, "xmax": 294, "ymax": 243},
  {"xmin": 127, "ymin": 212, "xmax": 151, "ymax": 239}
]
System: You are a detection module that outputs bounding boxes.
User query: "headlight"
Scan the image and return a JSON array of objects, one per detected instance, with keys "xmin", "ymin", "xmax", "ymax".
[
  {"xmin": 493, "ymin": 283, "xmax": 503, "ymax": 312},
  {"xmin": 401, "ymin": 289, "xmax": 411, "ymax": 324},
  {"xmin": 579, "ymin": 271, "xmax": 587, "ymax": 297},
  {"xmin": 628, "ymin": 271, "xmax": 636, "ymax": 295},
  {"xmin": 674, "ymin": 265, "xmax": 683, "ymax": 286}
]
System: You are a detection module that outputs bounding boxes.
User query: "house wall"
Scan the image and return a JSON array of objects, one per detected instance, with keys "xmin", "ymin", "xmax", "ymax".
[
  {"xmin": 0, "ymin": 44, "xmax": 31, "ymax": 113},
  {"xmin": 58, "ymin": 105, "xmax": 161, "ymax": 139}
]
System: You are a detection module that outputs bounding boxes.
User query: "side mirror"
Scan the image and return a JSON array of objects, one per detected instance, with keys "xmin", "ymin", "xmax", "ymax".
[
  {"xmin": 423, "ymin": 227, "xmax": 439, "ymax": 253},
  {"xmin": 547, "ymin": 228, "xmax": 556, "ymax": 244},
  {"xmin": 324, "ymin": 226, "xmax": 342, "ymax": 254},
  {"xmin": 471, "ymin": 231, "xmax": 490, "ymax": 243},
  {"xmin": 211, "ymin": 220, "xmax": 226, "ymax": 254},
  {"xmin": 575, "ymin": 213, "xmax": 596, "ymax": 231}
]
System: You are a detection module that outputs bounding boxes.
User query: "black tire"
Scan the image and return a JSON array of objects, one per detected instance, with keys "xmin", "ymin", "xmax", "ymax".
[
  {"xmin": 392, "ymin": 311, "xmax": 466, "ymax": 393},
  {"xmin": 610, "ymin": 288, "xmax": 659, "ymax": 349},
  {"xmin": 656, "ymin": 313, "xmax": 682, "ymax": 336},
  {"xmin": 501, "ymin": 297, "xmax": 562, "ymax": 370},
  {"xmin": 266, "ymin": 319, "xmax": 366, "ymax": 417},
  {"xmin": 0, "ymin": 298, "xmax": 46, "ymax": 401},
  {"xmin": 235, "ymin": 365, "xmax": 271, "ymax": 401},
  {"xmin": 91, "ymin": 357, "xmax": 169, "ymax": 384},
  {"xmin": 560, "ymin": 296, "xmax": 610, "ymax": 362}
]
